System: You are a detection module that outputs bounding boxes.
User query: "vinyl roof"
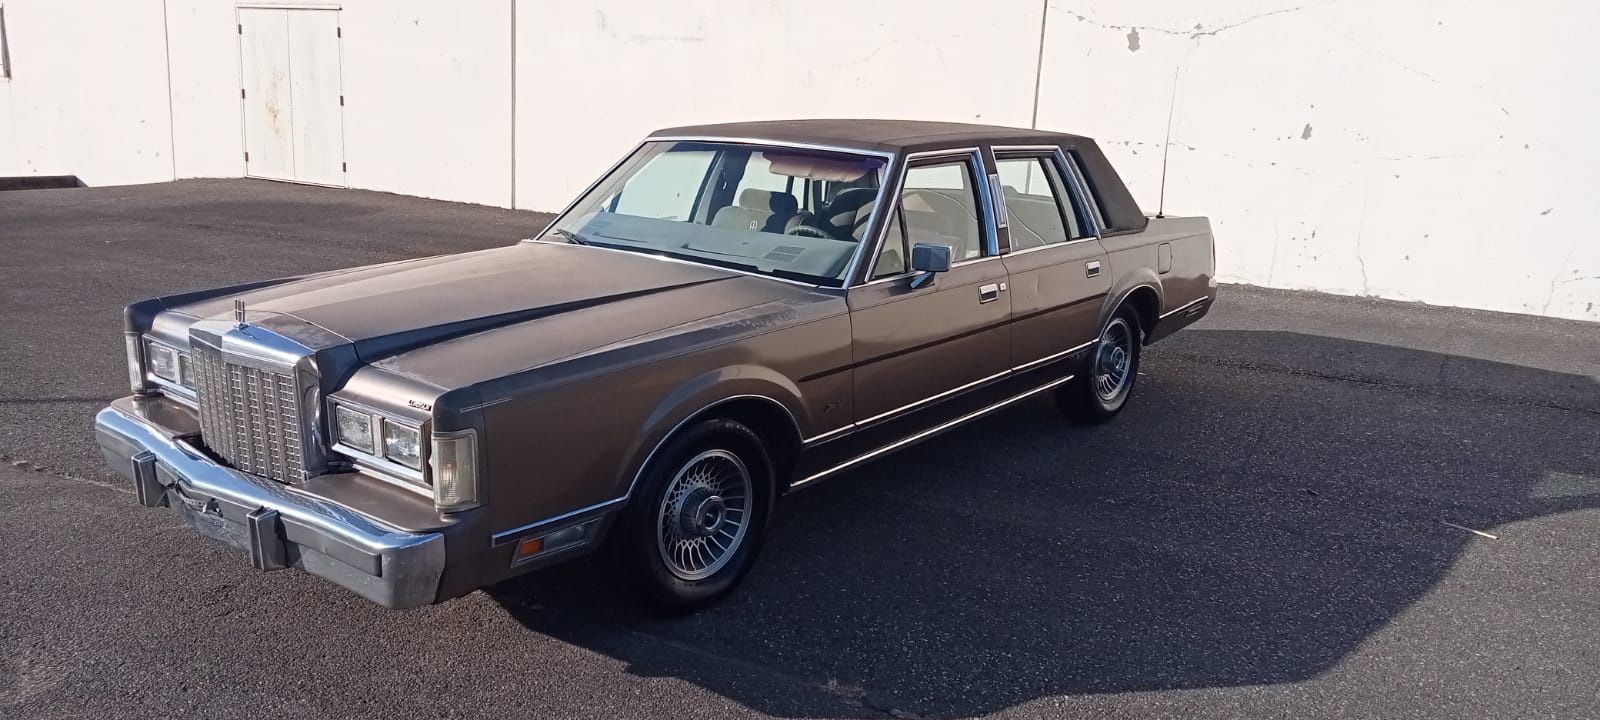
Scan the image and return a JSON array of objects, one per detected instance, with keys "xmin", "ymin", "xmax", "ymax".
[{"xmin": 648, "ymin": 119, "xmax": 1092, "ymax": 154}]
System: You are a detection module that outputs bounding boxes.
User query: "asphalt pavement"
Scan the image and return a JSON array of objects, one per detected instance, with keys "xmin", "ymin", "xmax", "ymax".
[{"xmin": 2, "ymin": 179, "xmax": 1597, "ymax": 719}]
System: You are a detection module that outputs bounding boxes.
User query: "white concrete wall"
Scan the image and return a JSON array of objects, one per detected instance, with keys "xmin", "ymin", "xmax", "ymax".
[
  {"xmin": 337, "ymin": 0, "xmax": 511, "ymax": 206},
  {"xmin": 1, "ymin": 0, "xmax": 510, "ymax": 205},
  {"xmin": 162, "ymin": 0, "xmax": 512, "ymax": 205},
  {"xmin": 165, "ymin": 0, "xmax": 244, "ymax": 179},
  {"xmin": 513, "ymin": 0, "xmax": 1044, "ymax": 212},
  {"xmin": 0, "ymin": 0, "xmax": 174, "ymax": 186},
  {"xmin": 0, "ymin": 0, "xmax": 1595, "ymax": 321},
  {"xmin": 1037, "ymin": 0, "xmax": 1600, "ymax": 320}
]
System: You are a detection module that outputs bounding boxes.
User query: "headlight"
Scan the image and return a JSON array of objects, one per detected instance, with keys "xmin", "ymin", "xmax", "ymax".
[
  {"xmin": 430, "ymin": 429, "xmax": 479, "ymax": 511},
  {"xmin": 147, "ymin": 342, "xmax": 181, "ymax": 382},
  {"xmin": 382, "ymin": 421, "xmax": 422, "ymax": 470},
  {"xmin": 143, "ymin": 339, "xmax": 194, "ymax": 390},
  {"xmin": 333, "ymin": 405, "xmax": 376, "ymax": 454}
]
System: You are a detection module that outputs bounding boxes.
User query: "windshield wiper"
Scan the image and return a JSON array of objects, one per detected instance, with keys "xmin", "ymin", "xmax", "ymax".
[
  {"xmin": 546, "ymin": 228, "xmax": 590, "ymax": 246},
  {"xmin": 548, "ymin": 231, "xmax": 823, "ymax": 284},
  {"xmin": 647, "ymin": 248, "xmax": 765, "ymax": 275}
]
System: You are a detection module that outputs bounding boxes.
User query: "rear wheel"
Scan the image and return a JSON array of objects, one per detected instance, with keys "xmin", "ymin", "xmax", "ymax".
[
  {"xmin": 1056, "ymin": 306, "xmax": 1142, "ymax": 423},
  {"xmin": 618, "ymin": 418, "xmax": 775, "ymax": 615}
]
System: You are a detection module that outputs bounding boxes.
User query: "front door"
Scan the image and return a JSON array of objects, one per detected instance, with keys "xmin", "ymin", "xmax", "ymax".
[
  {"xmin": 238, "ymin": 7, "xmax": 346, "ymax": 186},
  {"xmin": 846, "ymin": 150, "xmax": 1010, "ymax": 427}
]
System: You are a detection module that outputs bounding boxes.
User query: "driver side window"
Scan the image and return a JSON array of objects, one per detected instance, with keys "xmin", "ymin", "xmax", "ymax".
[{"xmin": 870, "ymin": 158, "xmax": 985, "ymax": 280}]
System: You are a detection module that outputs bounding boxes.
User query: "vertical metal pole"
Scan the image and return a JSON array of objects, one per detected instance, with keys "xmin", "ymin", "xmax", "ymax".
[
  {"xmin": 509, "ymin": 0, "xmax": 518, "ymax": 209},
  {"xmin": 161, "ymin": 0, "xmax": 178, "ymax": 179},
  {"xmin": 1028, "ymin": 0, "xmax": 1049, "ymax": 129}
]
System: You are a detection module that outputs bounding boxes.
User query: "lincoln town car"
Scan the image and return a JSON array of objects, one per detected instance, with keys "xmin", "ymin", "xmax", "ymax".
[{"xmin": 95, "ymin": 120, "xmax": 1216, "ymax": 613}]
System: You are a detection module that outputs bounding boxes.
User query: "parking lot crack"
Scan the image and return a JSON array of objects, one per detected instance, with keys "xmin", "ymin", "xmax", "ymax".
[{"xmin": 0, "ymin": 452, "xmax": 130, "ymax": 494}]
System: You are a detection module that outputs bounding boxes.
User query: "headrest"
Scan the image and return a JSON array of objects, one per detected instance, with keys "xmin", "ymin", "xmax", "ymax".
[
  {"xmin": 829, "ymin": 187, "xmax": 877, "ymax": 212},
  {"xmin": 738, "ymin": 188, "xmax": 799, "ymax": 215},
  {"xmin": 850, "ymin": 201, "xmax": 877, "ymax": 241},
  {"xmin": 826, "ymin": 187, "xmax": 877, "ymax": 227}
]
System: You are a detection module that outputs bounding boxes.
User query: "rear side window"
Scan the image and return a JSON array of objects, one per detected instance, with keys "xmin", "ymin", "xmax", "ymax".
[
  {"xmin": 995, "ymin": 156, "xmax": 1082, "ymax": 250},
  {"xmin": 1065, "ymin": 150, "xmax": 1108, "ymax": 231}
]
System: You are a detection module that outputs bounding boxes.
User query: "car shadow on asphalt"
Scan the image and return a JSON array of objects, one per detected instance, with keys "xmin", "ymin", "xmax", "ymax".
[{"xmin": 489, "ymin": 329, "xmax": 1599, "ymax": 718}]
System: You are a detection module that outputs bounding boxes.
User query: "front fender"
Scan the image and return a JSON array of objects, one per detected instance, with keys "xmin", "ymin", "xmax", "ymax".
[{"xmin": 619, "ymin": 364, "xmax": 808, "ymax": 500}]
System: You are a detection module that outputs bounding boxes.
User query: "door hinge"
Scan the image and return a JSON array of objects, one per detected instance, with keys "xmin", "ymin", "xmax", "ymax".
[
  {"xmin": 244, "ymin": 151, "xmax": 250, "ymax": 162},
  {"xmin": 339, "ymin": 95, "xmax": 344, "ymax": 107},
  {"xmin": 341, "ymin": 162, "xmax": 347, "ymax": 173},
  {"xmin": 240, "ymin": 88, "xmax": 246, "ymax": 99},
  {"xmin": 237, "ymin": 23, "xmax": 243, "ymax": 35},
  {"xmin": 336, "ymin": 26, "xmax": 342, "ymax": 38}
]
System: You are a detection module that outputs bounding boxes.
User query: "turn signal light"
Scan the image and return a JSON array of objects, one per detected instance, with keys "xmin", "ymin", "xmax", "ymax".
[{"xmin": 512, "ymin": 520, "xmax": 598, "ymax": 564}]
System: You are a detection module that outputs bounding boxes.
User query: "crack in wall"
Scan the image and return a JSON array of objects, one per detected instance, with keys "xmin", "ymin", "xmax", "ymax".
[
  {"xmin": 1542, "ymin": 242, "xmax": 1582, "ymax": 315},
  {"xmin": 1354, "ymin": 184, "xmax": 1371, "ymax": 294},
  {"xmin": 1055, "ymin": 1, "xmax": 1335, "ymax": 41}
]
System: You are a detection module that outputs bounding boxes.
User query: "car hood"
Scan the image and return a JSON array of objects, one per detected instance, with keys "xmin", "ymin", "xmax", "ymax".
[{"xmin": 172, "ymin": 242, "xmax": 819, "ymax": 376}]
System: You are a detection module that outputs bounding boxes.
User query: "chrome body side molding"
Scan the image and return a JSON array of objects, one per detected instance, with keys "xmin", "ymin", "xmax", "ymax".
[{"xmin": 792, "ymin": 373, "xmax": 1077, "ymax": 489}]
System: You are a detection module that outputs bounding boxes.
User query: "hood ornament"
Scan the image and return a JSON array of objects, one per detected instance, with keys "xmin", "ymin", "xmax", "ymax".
[{"xmin": 234, "ymin": 299, "xmax": 248, "ymax": 328}]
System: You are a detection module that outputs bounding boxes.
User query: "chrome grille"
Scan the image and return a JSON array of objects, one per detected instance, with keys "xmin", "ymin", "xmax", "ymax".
[{"xmin": 192, "ymin": 343, "xmax": 306, "ymax": 482}]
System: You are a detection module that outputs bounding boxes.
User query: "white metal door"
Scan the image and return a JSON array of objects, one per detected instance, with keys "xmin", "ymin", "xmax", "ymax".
[
  {"xmin": 238, "ymin": 8, "xmax": 293, "ymax": 182},
  {"xmin": 238, "ymin": 7, "xmax": 345, "ymax": 186}
]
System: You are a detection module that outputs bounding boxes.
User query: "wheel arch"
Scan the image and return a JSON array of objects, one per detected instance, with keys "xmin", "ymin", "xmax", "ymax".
[
  {"xmin": 1101, "ymin": 271, "xmax": 1164, "ymax": 343},
  {"xmin": 621, "ymin": 367, "xmax": 808, "ymax": 503}
]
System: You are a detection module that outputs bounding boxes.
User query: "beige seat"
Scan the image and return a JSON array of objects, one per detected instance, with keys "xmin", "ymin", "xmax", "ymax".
[
  {"xmin": 849, "ymin": 200, "xmax": 877, "ymax": 242},
  {"xmin": 711, "ymin": 189, "xmax": 799, "ymax": 234},
  {"xmin": 903, "ymin": 189, "xmax": 980, "ymax": 259},
  {"xmin": 1003, "ymin": 185, "xmax": 1069, "ymax": 250},
  {"xmin": 824, "ymin": 187, "xmax": 878, "ymax": 236}
]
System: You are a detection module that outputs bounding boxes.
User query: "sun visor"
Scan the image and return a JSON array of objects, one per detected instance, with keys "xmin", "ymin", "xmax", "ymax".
[{"xmin": 765, "ymin": 153, "xmax": 881, "ymax": 182}]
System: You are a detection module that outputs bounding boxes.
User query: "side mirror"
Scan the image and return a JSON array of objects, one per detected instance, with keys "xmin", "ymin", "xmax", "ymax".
[{"xmin": 908, "ymin": 243, "xmax": 952, "ymax": 288}]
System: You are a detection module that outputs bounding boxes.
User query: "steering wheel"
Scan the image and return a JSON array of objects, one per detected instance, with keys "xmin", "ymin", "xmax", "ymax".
[{"xmin": 785, "ymin": 224, "xmax": 832, "ymax": 239}]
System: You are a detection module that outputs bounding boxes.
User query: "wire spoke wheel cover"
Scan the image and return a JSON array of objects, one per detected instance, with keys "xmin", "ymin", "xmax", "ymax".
[
  {"xmin": 1093, "ymin": 317, "xmax": 1134, "ymax": 402},
  {"xmin": 656, "ymin": 449, "xmax": 753, "ymax": 581}
]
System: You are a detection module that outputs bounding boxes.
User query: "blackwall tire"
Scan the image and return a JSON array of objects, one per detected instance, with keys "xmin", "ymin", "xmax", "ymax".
[
  {"xmin": 617, "ymin": 417, "xmax": 775, "ymax": 615},
  {"xmin": 1056, "ymin": 306, "xmax": 1143, "ymax": 424}
]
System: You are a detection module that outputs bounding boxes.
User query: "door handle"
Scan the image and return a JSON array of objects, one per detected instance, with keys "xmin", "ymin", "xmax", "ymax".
[
  {"xmin": 1085, "ymin": 260, "xmax": 1102, "ymax": 278},
  {"xmin": 978, "ymin": 283, "xmax": 1001, "ymax": 303}
]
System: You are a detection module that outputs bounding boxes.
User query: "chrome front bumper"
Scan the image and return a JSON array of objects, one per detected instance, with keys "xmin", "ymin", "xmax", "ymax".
[{"xmin": 94, "ymin": 401, "xmax": 446, "ymax": 609}]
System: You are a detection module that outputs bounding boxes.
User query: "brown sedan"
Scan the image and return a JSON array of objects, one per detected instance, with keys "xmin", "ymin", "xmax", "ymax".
[{"xmin": 95, "ymin": 120, "xmax": 1216, "ymax": 612}]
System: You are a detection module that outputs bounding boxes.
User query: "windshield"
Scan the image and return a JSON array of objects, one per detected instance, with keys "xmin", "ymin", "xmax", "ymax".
[{"xmin": 543, "ymin": 141, "xmax": 887, "ymax": 287}]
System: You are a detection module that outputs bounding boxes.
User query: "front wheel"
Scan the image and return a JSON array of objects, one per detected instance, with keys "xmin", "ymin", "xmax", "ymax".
[
  {"xmin": 1056, "ymin": 307, "xmax": 1142, "ymax": 423},
  {"xmin": 617, "ymin": 418, "xmax": 775, "ymax": 615}
]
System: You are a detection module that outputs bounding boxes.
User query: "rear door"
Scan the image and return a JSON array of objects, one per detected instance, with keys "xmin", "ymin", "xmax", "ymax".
[
  {"xmin": 992, "ymin": 147, "xmax": 1110, "ymax": 372},
  {"xmin": 846, "ymin": 149, "xmax": 1010, "ymax": 425}
]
